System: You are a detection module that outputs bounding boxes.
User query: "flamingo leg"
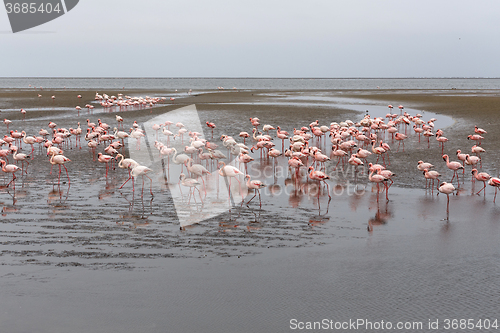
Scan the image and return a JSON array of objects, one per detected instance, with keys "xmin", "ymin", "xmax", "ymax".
[
  {"xmin": 446, "ymin": 194, "xmax": 450, "ymax": 219},
  {"xmin": 196, "ymin": 187, "xmax": 203, "ymax": 204},
  {"xmin": 144, "ymin": 174, "xmax": 154, "ymax": 196},
  {"xmin": 63, "ymin": 164, "xmax": 70, "ymax": 184},
  {"xmin": 476, "ymin": 181, "xmax": 487, "ymax": 195},
  {"xmin": 324, "ymin": 180, "xmax": 331, "ymax": 199},
  {"xmin": 119, "ymin": 171, "xmax": 132, "ymax": 189},
  {"xmin": 333, "ymin": 158, "xmax": 341, "ymax": 171},
  {"xmin": 141, "ymin": 175, "xmax": 145, "ymax": 197},
  {"xmin": 246, "ymin": 191, "xmax": 257, "ymax": 205}
]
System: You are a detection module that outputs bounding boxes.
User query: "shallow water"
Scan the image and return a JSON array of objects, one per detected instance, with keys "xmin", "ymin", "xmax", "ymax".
[{"xmin": 1, "ymin": 89, "xmax": 499, "ymax": 332}]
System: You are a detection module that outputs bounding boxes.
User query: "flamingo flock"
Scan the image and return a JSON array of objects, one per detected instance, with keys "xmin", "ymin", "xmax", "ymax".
[{"xmin": 1, "ymin": 92, "xmax": 499, "ymax": 226}]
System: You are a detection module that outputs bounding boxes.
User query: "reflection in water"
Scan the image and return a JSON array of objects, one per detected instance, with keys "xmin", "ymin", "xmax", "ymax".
[
  {"xmin": 367, "ymin": 199, "xmax": 392, "ymax": 233},
  {"xmin": 47, "ymin": 184, "xmax": 70, "ymax": 205},
  {"xmin": 1, "ymin": 197, "xmax": 18, "ymax": 215}
]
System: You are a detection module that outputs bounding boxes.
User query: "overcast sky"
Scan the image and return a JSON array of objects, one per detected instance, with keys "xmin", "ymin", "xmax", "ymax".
[{"xmin": 2, "ymin": 0, "xmax": 500, "ymax": 77}]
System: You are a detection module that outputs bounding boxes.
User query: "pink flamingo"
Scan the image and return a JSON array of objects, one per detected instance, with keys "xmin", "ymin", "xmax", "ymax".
[
  {"xmin": 88, "ymin": 140, "xmax": 98, "ymax": 161},
  {"xmin": 130, "ymin": 164, "xmax": 154, "ymax": 197},
  {"xmin": 198, "ymin": 148, "xmax": 212, "ymax": 167},
  {"xmin": 250, "ymin": 117, "xmax": 260, "ymax": 128},
  {"xmin": 423, "ymin": 130, "xmax": 434, "ymax": 148},
  {"xmin": 474, "ymin": 125, "xmax": 487, "ymax": 135},
  {"xmin": 244, "ymin": 175, "xmax": 266, "ymax": 207},
  {"xmin": 288, "ymin": 156, "xmax": 303, "ymax": 180},
  {"xmin": 371, "ymin": 140, "xmax": 386, "ymax": 165},
  {"xmin": 239, "ymin": 131, "xmax": 250, "ymax": 145},
  {"xmin": 313, "ymin": 148, "xmax": 330, "ymax": 171},
  {"xmin": 268, "ymin": 148, "xmax": 282, "ymax": 171},
  {"xmin": 379, "ymin": 140, "xmax": 391, "ymax": 165},
  {"xmin": 116, "ymin": 154, "xmax": 139, "ymax": 189},
  {"xmin": 206, "ymin": 121, "xmax": 216, "ymax": 139},
  {"xmin": 0, "ymin": 149, "xmax": 10, "ymax": 163},
  {"xmin": 348, "ymin": 153, "xmax": 363, "ymax": 173},
  {"xmin": 471, "ymin": 145, "xmax": 485, "ymax": 159},
  {"xmin": 377, "ymin": 168, "xmax": 396, "ymax": 188},
  {"xmin": 49, "ymin": 150, "xmax": 71, "ymax": 185},
  {"xmin": 436, "ymin": 133, "xmax": 448, "ymax": 155},
  {"xmin": 468, "ymin": 134, "xmax": 484, "ymax": 145},
  {"xmin": 218, "ymin": 161, "xmax": 244, "ymax": 200},
  {"xmin": 417, "ymin": 160, "xmax": 434, "ymax": 171},
  {"xmin": 442, "ymin": 154, "xmax": 464, "ymax": 186},
  {"xmin": 152, "ymin": 124, "xmax": 161, "ymax": 140},
  {"xmin": 488, "ymin": 177, "xmax": 500, "ymax": 202},
  {"xmin": 185, "ymin": 158, "xmax": 210, "ymax": 193},
  {"xmin": 22, "ymin": 131, "xmax": 36, "ymax": 159},
  {"xmin": 116, "ymin": 115, "xmax": 124, "ymax": 129},
  {"xmin": 4, "ymin": 119, "xmax": 12, "ymax": 130},
  {"xmin": 276, "ymin": 127, "xmax": 289, "ymax": 151},
  {"xmin": 11, "ymin": 147, "xmax": 29, "ymax": 174},
  {"xmin": 179, "ymin": 173, "xmax": 203, "ymax": 204},
  {"xmin": 438, "ymin": 182, "xmax": 455, "ymax": 219},
  {"xmin": 0, "ymin": 159, "xmax": 20, "ymax": 188},
  {"xmin": 465, "ymin": 154, "xmax": 480, "ymax": 170},
  {"xmin": 471, "ymin": 169, "xmax": 490, "ymax": 195},
  {"xmin": 394, "ymin": 132, "xmax": 408, "ymax": 152},
  {"xmin": 456, "ymin": 149, "xmax": 467, "ymax": 172},
  {"xmin": 97, "ymin": 153, "xmax": 113, "ymax": 178},
  {"xmin": 308, "ymin": 166, "xmax": 331, "ymax": 199},
  {"xmin": 369, "ymin": 169, "xmax": 389, "ymax": 201},
  {"xmin": 331, "ymin": 145, "xmax": 347, "ymax": 170},
  {"xmin": 423, "ymin": 168, "xmax": 441, "ymax": 190}
]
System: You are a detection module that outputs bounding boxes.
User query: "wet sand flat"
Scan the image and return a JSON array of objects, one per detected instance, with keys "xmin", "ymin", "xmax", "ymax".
[{"xmin": 1, "ymin": 87, "xmax": 500, "ymax": 332}]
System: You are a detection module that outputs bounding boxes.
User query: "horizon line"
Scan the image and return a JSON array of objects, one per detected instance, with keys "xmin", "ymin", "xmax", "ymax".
[{"xmin": 1, "ymin": 77, "xmax": 500, "ymax": 80}]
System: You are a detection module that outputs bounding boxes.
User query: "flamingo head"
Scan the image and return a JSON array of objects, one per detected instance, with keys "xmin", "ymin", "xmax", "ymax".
[{"xmin": 442, "ymin": 154, "xmax": 448, "ymax": 161}]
